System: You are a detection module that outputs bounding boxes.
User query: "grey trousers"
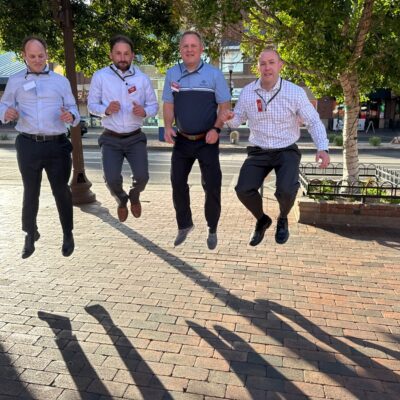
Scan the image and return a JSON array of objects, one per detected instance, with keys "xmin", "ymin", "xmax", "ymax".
[
  {"xmin": 98, "ymin": 132, "xmax": 149, "ymax": 206},
  {"xmin": 235, "ymin": 144, "xmax": 301, "ymax": 220}
]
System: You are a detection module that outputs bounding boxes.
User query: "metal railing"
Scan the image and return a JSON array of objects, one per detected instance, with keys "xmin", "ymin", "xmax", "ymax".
[{"xmin": 299, "ymin": 163, "xmax": 400, "ymax": 203}]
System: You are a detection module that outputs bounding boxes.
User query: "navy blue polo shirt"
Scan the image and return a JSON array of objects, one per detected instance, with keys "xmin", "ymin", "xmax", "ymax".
[{"xmin": 162, "ymin": 61, "xmax": 230, "ymax": 134}]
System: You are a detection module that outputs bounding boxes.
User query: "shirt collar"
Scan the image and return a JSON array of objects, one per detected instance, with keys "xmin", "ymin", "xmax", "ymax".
[
  {"xmin": 112, "ymin": 64, "xmax": 135, "ymax": 76},
  {"xmin": 254, "ymin": 76, "xmax": 281, "ymax": 92},
  {"xmin": 181, "ymin": 60, "xmax": 203, "ymax": 74},
  {"xmin": 25, "ymin": 64, "xmax": 50, "ymax": 76}
]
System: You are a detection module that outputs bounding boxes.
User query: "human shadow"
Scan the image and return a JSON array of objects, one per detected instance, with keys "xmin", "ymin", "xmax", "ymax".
[
  {"xmin": 188, "ymin": 321, "xmax": 311, "ymax": 399},
  {"xmin": 38, "ymin": 311, "xmax": 113, "ymax": 399},
  {"xmin": 85, "ymin": 304, "xmax": 173, "ymax": 400},
  {"xmin": 346, "ymin": 335, "xmax": 400, "ymax": 361},
  {"xmin": 0, "ymin": 342, "xmax": 34, "ymax": 399},
  {"xmin": 80, "ymin": 202, "xmax": 399, "ymax": 399}
]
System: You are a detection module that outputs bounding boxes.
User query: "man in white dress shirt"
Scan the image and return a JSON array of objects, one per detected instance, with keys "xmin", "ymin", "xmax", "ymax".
[
  {"xmin": 88, "ymin": 35, "xmax": 158, "ymax": 222},
  {"xmin": 0, "ymin": 36, "xmax": 79, "ymax": 259},
  {"xmin": 219, "ymin": 48, "xmax": 330, "ymax": 246}
]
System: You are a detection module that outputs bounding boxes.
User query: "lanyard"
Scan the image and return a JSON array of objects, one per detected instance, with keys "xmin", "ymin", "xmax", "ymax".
[
  {"xmin": 177, "ymin": 60, "xmax": 204, "ymax": 82},
  {"xmin": 255, "ymin": 78, "xmax": 283, "ymax": 110},
  {"xmin": 109, "ymin": 65, "xmax": 135, "ymax": 85}
]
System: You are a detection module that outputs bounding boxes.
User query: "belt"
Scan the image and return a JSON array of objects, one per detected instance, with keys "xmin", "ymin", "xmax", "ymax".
[
  {"xmin": 103, "ymin": 128, "xmax": 141, "ymax": 138},
  {"xmin": 20, "ymin": 132, "xmax": 66, "ymax": 142},
  {"xmin": 178, "ymin": 131, "xmax": 206, "ymax": 141}
]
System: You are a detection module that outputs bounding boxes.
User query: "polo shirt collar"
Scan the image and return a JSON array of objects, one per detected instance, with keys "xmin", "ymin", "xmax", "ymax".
[{"xmin": 181, "ymin": 60, "xmax": 203, "ymax": 74}]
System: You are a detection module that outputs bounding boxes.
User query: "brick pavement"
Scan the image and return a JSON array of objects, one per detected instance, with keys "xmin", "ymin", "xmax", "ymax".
[{"xmin": 1, "ymin": 173, "xmax": 400, "ymax": 399}]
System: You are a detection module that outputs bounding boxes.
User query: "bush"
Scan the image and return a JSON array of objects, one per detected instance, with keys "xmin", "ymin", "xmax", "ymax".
[
  {"xmin": 368, "ymin": 136, "xmax": 381, "ymax": 146},
  {"xmin": 327, "ymin": 133, "xmax": 336, "ymax": 143},
  {"xmin": 333, "ymin": 135, "xmax": 343, "ymax": 146}
]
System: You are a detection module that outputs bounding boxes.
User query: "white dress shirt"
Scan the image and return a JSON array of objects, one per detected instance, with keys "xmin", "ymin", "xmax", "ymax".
[
  {"xmin": 0, "ymin": 69, "xmax": 80, "ymax": 134},
  {"xmin": 88, "ymin": 64, "xmax": 158, "ymax": 133},
  {"xmin": 228, "ymin": 78, "xmax": 329, "ymax": 151}
]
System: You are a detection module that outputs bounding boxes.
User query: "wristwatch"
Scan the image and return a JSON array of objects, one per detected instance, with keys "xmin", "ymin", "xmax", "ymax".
[{"xmin": 212, "ymin": 126, "xmax": 221, "ymax": 134}]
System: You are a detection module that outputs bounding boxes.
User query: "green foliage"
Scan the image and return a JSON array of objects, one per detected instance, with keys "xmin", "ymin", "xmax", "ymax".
[
  {"xmin": 327, "ymin": 133, "xmax": 336, "ymax": 143},
  {"xmin": 0, "ymin": 0, "xmax": 180, "ymax": 74},
  {"xmin": 175, "ymin": 0, "xmax": 400, "ymax": 98},
  {"xmin": 333, "ymin": 135, "xmax": 343, "ymax": 147},
  {"xmin": 368, "ymin": 136, "xmax": 381, "ymax": 146}
]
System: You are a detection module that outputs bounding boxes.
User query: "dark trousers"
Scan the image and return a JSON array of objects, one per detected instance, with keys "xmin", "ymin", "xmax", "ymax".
[
  {"xmin": 15, "ymin": 134, "xmax": 73, "ymax": 235},
  {"xmin": 235, "ymin": 144, "xmax": 301, "ymax": 220},
  {"xmin": 98, "ymin": 132, "xmax": 149, "ymax": 205},
  {"xmin": 171, "ymin": 137, "xmax": 221, "ymax": 230}
]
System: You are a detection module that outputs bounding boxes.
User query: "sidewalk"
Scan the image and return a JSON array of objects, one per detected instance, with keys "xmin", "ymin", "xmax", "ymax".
[
  {"xmin": 1, "ymin": 173, "xmax": 399, "ymax": 399},
  {"xmin": 1, "ymin": 127, "xmax": 400, "ymax": 153}
]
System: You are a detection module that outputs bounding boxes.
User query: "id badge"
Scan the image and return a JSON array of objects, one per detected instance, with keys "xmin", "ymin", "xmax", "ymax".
[
  {"xmin": 128, "ymin": 85, "xmax": 136, "ymax": 94},
  {"xmin": 256, "ymin": 99, "xmax": 263, "ymax": 112},
  {"xmin": 171, "ymin": 82, "xmax": 180, "ymax": 92},
  {"xmin": 23, "ymin": 80, "xmax": 36, "ymax": 91}
]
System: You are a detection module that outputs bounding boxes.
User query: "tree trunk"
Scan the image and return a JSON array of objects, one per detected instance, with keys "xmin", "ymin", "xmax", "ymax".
[{"xmin": 339, "ymin": 71, "xmax": 360, "ymax": 183}]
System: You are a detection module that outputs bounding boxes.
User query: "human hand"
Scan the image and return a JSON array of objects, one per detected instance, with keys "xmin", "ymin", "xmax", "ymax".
[
  {"xmin": 316, "ymin": 150, "xmax": 330, "ymax": 169},
  {"xmin": 60, "ymin": 107, "xmax": 74, "ymax": 123},
  {"xmin": 219, "ymin": 109, "xmax": 235, "ymax": 123},
  {"xmin": 164, "ymin": 127, "xmax": 177, "ymax": 144},
  {"xmin": 5, "ymin": 107, "xmax": 19, "ymax": 122},
  {"xmin": 105, "ymin": 101, "xmax": 121, "ymax": 115},
  {"xmin": 132, "ymin": 101, "xmax": 146, "ymax": 117},
  {"xmin": 206, "ymin": 128, "xmax": 219, "ymax": 144}
]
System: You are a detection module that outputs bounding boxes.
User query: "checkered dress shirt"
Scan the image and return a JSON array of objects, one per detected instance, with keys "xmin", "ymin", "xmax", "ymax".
[{"xmin": 227, "ymin": 78, "xmax": 329, "ymax": 151}]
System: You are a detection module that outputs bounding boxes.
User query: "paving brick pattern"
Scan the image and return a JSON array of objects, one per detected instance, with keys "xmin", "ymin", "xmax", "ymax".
[{"xmin": 1, "ymin": 175, "xmax": 399, "ymax": 399}]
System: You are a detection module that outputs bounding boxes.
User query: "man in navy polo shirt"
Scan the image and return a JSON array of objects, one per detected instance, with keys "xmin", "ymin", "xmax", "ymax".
[{"xmin": 162, "ymin": 31, "xmax": 230, "ymax": 249}]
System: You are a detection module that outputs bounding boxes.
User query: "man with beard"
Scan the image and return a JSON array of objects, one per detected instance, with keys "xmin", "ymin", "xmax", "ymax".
[{"xmin": 88, "ymin": 35, "xmax": 158, "ymax": 222}]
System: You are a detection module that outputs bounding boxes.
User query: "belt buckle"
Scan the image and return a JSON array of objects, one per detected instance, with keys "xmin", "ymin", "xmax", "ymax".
[
  {"xmin": 188, "ymin": 135, "xmax": 196, "ymax": 141},
  {"xmin": 35, "ymin": 135, "xmax": 45, "ymax": 142}
]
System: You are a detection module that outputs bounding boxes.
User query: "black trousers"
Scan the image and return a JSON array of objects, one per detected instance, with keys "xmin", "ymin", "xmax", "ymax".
[
  {"xmin": 15, "ymin": 134, "xmax": 73, "ymax": 235},
  {"xmin": 171, "ymin": 136, "xmax": 221, "ymax": 230},
  {"xmin": 235, "ymin": 144, "xmax": 301, "ymax": 220}
]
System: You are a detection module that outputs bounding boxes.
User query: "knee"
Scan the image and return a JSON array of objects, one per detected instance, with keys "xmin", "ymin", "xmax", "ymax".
[
  {"xmin": 135, "ymin": 173, "xmax": 149, "ymax": 187},
  {"xmin": 235, "ymin": 183, "xmax": 255, "ymax": 199}
]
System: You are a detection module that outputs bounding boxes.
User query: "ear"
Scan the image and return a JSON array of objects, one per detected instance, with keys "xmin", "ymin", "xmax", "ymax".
[{"xmin": 109, "ymin": 52, "xmax": 113, "ymax": 61}]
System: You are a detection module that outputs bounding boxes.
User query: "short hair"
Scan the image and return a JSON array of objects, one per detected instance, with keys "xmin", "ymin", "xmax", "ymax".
[
  {"xmin": 180, "ymin": 31, "xmax": 203, "ymax": 46},
  {"xmin": 258, "ymin": 47, "xmax": 282, "ymax": 62},
  {"xmin": 110, "ymin": 35, "xmax": 134, "ymax": 52},
  {"xmin": 22, "ymin": 35, "xmax": 47, "ymax": 52}
]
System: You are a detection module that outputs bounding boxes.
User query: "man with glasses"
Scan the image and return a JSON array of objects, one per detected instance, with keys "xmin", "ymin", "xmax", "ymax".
[{"xmin": 88, "ymin": 35, "xmax": 158, "ymax": 222}]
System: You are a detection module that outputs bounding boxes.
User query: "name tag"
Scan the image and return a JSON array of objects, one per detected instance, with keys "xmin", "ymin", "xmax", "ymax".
[
  {"xmin": 171, "ymin": 82, "xmax": 180, "ymax": 92},
  {"xmin": 128, "ymin": 85, "xmax": 136, "ymax": 94},
  {"xmin": 23, "ymin": 81, "xmax": 36, "ymax": 91}
]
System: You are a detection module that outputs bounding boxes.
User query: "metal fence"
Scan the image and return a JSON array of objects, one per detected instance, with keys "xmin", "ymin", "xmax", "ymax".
[{"xmin": 299, "ymin": 163, "xmax": 400, "ymax": 203}]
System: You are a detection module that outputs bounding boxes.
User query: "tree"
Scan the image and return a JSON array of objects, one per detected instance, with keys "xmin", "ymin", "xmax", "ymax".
[
  {"xmin": 0, "ymin": 0, "xmax": 180, "ymax": 74},
  {"xmin": 176, "ymin": 0, "xmax": 400, "ymax": 181}
]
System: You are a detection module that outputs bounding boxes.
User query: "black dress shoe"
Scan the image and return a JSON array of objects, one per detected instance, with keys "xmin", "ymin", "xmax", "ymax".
[
  {"xmin": 249, "ymin": 215, "xmax": 272, "ymax": 246},
  {"xmin": 62, "ymin": 232, "xmax": 75, "ymax": 257},
  {"xmin": 275, "ymin": 217, "xmax": 289, "ymax": 244},
  {"xmin": 22, "ymin": 231, "xmax": 40, "ymax": 259}
]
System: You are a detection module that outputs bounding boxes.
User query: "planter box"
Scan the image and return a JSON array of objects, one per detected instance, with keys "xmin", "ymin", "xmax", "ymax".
[{"xmin": 294, "ymin": 197, "xmax": 400, "ymax": 229}]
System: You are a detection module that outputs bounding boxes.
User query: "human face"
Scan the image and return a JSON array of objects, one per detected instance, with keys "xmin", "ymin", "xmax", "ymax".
[
  {"xmin": 258, "ymin": 50, "xmax": 283, "ymax": 90},
  {"xmin": 22, "ymin": 40, "xmax": 48, "ymax": 73},
  {"xmin": 179, "ymin": 33, "xmax": 203, "ymax": 70},
  {"xmin": 110, "ymin": 42, "xmax": 134, "ymax": 72}
]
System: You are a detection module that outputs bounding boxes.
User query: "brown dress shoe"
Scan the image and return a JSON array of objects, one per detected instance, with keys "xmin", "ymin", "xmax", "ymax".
[
  {"xmin": 117, "ymin": 204, "xmax": 128, "ymax": 222},
  {"xmin": 130, "ymin": 200, "xmax": 142, "ymax": 218}
]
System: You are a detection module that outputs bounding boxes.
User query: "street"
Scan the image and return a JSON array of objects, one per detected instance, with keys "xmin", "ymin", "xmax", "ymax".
[{"xmin": 0, "ymin": 147, "xmax": 399, "ymax": 188}]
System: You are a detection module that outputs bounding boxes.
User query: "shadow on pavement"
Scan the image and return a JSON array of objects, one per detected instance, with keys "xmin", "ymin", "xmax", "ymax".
[
  {"xmin": 85, "ymin": 304, "xmax": 173, "ymax": 400},
  {"xmin": 0, "ymin": 342, "xmax": 34, "ymax": 399},
  {"xmin": 38, "ymin": 311, "xmax": 113, "ymax": 399},
  {"xmin": 80, "ymin": 201, "xmax": 400, "ymax": 399}
]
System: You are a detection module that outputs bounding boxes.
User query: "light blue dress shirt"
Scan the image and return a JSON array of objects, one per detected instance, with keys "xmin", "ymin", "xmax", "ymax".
[{"xmin": 0, "ymin": 68, "xmax": 80, "ymax": 134}]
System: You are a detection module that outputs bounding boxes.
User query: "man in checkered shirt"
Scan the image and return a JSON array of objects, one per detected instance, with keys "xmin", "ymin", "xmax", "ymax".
[{"xmin": 219, "ymin": 48, "xmax": 330, "ymax": 247}]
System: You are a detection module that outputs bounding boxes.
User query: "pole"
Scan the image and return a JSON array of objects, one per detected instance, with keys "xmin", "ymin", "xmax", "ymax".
[{"xmin": 55, "ymin": 0, "xmax": 95, "ymax": 204}]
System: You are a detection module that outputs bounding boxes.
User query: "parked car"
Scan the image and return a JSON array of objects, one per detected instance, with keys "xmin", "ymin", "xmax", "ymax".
[{"xmin": 67, "ymin": 118, "xmax": 88, "ymax": 137}]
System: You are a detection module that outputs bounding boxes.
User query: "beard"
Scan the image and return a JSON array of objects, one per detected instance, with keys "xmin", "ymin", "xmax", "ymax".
[{"xmin": 115, "ymin": 61, "xmax": 129, "ymax": 71}]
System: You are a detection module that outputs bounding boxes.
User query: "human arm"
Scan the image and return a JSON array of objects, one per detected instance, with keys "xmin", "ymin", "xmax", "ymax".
[
  {"xmin": 87, "ymin": 72, "xmax": 116, "ymax": 117},
  {"xmin": 61, "ymin": 79, "xmax": 80, "ymax": 127},
  {"xmin": 163, "ymin": 102, "xmax": 176, "ymax": 144},
  {"xmin": 0, "ymin": 79, "xmax": 18, "ymax": 123},
  {"xmin": 206, "ymin": 101, "xmax": 230, "ymax": 144}
]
